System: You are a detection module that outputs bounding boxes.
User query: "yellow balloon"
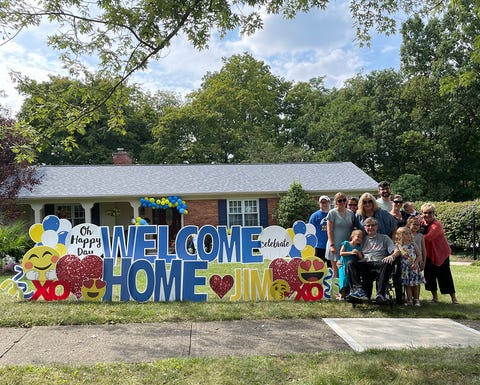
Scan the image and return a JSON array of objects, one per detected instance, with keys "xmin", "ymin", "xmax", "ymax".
[
  {"xmin": 29, "ymin": 223, "xmax": 44, "ymax": 243},
  {"xmin": 56, "ymin": 244, "xmax": 67, "ymax": 256},
  {"xmin": 286, "ymin": 228, "xmax": 295, "ymax": 243},
  {"xmin": 301, "ymin": 245, "xmax": 315, "ymax": 258}
]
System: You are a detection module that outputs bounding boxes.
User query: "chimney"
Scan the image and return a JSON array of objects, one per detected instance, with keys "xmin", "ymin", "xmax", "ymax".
[{"xmin": 112, "ymin": 148, "xmax": 133, "ymax": 165}]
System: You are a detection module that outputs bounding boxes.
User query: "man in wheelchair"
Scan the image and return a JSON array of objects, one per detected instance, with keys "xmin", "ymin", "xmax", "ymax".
[{"xmin": 347, "ymin": 217, "xmax": 400, "ymax": 304}]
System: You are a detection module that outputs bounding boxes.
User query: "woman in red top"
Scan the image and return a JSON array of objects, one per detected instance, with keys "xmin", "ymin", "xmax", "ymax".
[{"xmin": 421, "ymin": 203, "xmax": 458, "ymax": 304}]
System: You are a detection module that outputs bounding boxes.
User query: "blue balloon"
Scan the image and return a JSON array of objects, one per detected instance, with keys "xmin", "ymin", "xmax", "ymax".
[
  {"xmin": 58, "ymin": 231, "xmax": 68, "ymax": 245},
  {"xmin": 43, "ymin": 215, "xmax": 60, "ymax": 231},
  {"xmin": 139, "ymin": 219, "xmax": 147, "ymax": 225},
  {"xmin": 306, "ymin": 234, "xmax": 317, "ymax": 247},
  {"xmin": 292, "ymin": 220, "xmax": 306, "ymax": 235},
  {"xmin": 289, "ymin": 246, "xmax": 301, "ymax": 259}
]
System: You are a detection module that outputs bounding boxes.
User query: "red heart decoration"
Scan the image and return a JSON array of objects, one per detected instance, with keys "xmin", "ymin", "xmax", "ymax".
[
  {"xmin": 313, "ymin": 259, "xmax": 325, "ymax": 271},
  {"xmin": 56, "ymin": 254, "xmax": 103, "ymax": 299},
  {"xmin": 209, "ymin": 274, "xmax": 234, "ymax": 299},
  {"xmin": 300, "ymin": 260, "xmax": 311, "ymax": 271},
  {"xmin": 269, "ymin": 258, "xmax": 302, "ymax": 296}
]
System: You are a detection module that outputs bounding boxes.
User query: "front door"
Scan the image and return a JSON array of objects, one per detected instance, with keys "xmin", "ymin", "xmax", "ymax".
[{"xmin": 154, "ymin": 208, "xmax": 182, "ymax": 247}]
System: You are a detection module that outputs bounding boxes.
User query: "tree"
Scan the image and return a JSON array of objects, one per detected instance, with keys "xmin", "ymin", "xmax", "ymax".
[
  {"xmin": 273, "ymin": 182, "xmax": 317, "ymax": 228},
  {"xmin": 400, "ymin": 2, "xmax": 480, "ymax": 200},
  {"xmin": 0, "ymin": 109, "xmax": 39, "ymax": 222},
  {"xmin": 17, "ymin": 76, "xmax": 180, "ymax": 164},
  {"xmin": 0, "ymin": 0, "xmax": 449, "ymax": 133},
  {"xmin": 148, "ymin": 53, "xmax": 296, "ymax": 163},
  {"xmin": 391, "ymin": 174, "xmax": 428, "ymax": 201}
]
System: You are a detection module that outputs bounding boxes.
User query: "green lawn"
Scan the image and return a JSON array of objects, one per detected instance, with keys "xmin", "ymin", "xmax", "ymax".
[{"xmin": 0, "ymin": 263, "xmax": 479, "ymax": 385}]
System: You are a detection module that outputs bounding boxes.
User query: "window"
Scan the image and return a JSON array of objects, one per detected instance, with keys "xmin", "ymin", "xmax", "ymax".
[
  {"xmin": 228, "ymin": 200, "xmax": 259, "ymax": 226},
  {"xmin": 55, "ymin": 204, "xmax": 85, "ymax": 226}
]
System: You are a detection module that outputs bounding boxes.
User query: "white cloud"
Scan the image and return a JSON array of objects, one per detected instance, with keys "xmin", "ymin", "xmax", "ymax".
[{"xmin": 0, "ymin": 2, "xmax": 402, "ymax": 115}]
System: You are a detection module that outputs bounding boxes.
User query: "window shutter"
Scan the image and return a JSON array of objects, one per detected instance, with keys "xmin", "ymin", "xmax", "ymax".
[
  {"xmin": 218, "ymin": 199, "xmax": 227, "ymax": 226},
  {"xmin": 92, "ymin": 203, "xmax": 100, "ymax": 225},
  {"xmin": 259, "ymin": 198, "xmax": 268, "ymax": 227}
]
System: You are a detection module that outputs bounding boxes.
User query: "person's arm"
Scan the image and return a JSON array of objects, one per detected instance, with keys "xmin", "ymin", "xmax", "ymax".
[
  {"xmin": 420, "ymin": 236, "xmax": 427, "ymax": 270},
  {"xmin": 327, "ymin": 217, "xmax": 336, "ymax": 254},
  {"xmin": 412, "ymin": 243, "xmax": 421, "ymax": 269},
  {"xmin": 422, "ymin": 220, "xmax": 444, "ymax": 242},
  {"xmin": 339, "ymin": 244, "xmax": 349, "ymax": 256},
  {"xmin": 383, "ymin": 236, "xmax": 400, "ymax": 264}
]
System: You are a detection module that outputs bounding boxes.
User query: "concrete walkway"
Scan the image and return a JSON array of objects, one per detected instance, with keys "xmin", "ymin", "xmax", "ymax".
[{"xmin": 1, "ymin": 318, "xmax": 479, "ymax": 366}]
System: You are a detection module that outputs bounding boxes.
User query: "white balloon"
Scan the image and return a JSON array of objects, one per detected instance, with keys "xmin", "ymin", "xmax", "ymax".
[
  {"xmin": 305, "ymin": 223, "xmax": 316, "ymax": 236},
  {"xmin": 293, "ymin": 233, "xmax": 307, "ymax": 251},
  {"xmin": 58, "ymin": 218, "xmax": 72, "ymax": 232},
  {"xmin": 41, "ymin": 229, "xmax": 58, "ymax": 247}
]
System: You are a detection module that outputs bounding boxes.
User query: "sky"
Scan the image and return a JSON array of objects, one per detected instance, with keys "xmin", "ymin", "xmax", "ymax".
[{"xmin": 0, "ymin": 1, "xmax": 405, "ymax": 116}]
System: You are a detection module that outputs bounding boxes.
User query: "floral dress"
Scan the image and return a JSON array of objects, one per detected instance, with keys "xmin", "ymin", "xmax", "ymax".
[{"xmin": 398, "ymin": 243, "xmax": 425, "ymax": 286}]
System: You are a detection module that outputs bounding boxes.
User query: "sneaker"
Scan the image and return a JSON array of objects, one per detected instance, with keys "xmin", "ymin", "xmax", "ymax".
[
  {"xmin": 414, "ymin": 300, "xmax": 421, "ymax": 307},
  {"xmin": 349, "ymin": 289, "xmax": 368, "ymax": 300},
  {"xmin": 375, "ymin": 294, "xmax": 389, "ymax": 304}
]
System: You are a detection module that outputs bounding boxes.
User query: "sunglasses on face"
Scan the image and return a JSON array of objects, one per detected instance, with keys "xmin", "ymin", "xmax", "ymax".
[
  {"xmin": 364, "ymin": 200, "xmax": 373, "ymax": 204},
  {"xmin": 394, "ymin": 201, "xmax": 403, "ymax": 204},
  {"xmin": 337, "ymin": 198, "xmax": 347, "ymax": 203}
]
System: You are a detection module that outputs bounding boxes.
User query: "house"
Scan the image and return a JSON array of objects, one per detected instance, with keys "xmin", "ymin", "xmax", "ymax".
[{"xmin": 16, "ymin": 151, "xmax": 377, "ymax": 242}]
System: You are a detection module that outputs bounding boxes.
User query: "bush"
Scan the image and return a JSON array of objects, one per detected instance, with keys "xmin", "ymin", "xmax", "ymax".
[
  {"xmin": 417, "ymin": 199, "xmax": 480, "ymax": 254},
  {"xmin": 273, "ymin": 182, "xmax": 318, "ymax": 228},
  {"xmin": 0, "ymin": 221, "xmax": 33, "ymax": 263}
]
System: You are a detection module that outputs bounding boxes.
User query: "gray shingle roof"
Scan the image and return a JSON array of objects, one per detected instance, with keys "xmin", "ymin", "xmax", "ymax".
[{"xmin": 18, "ymin": 162, "xmax": 377, "ymax": 200}]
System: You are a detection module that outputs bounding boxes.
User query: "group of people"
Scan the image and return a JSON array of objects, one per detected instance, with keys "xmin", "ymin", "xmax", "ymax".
[{"xmin": 308, "ymin": 181, "xmax": 458, "ymax": 305}]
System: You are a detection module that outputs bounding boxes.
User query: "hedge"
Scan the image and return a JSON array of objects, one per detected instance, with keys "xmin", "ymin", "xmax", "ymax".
[{"xmin": 416, "ymin": 199, "xmax": 480, "ymax": 254}]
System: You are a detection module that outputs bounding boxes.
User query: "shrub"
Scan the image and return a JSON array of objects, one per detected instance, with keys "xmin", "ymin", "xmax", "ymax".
[
  {"xmin": 0, "ymin": 221, "xmax": 33, "ymax": 263},
  {"xmin": 417, "ymin": 199, "xmax": 480, "ymax": 254},
  {"xmin": 273, "ymin": 182, "xmax": 318, "ymax": 228}
]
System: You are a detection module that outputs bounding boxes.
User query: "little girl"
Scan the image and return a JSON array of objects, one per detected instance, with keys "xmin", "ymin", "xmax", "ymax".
[
  {"xmin": 396, "ymin": 226, "xmax": 424, "ymax": 306},
  {"xmin": 338, "ymin": 229, "xmax": 363, "ymax": 300},
  {"xmin": 407, "ymin": 216, "xmax": 426, "ymax": 271}
]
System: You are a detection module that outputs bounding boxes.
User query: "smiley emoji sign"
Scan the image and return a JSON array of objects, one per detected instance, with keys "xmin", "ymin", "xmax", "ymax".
[
  {"xmin": 22, "ymin": 245, "xmax": 60, "ymax": 282},
  {"xmin": 297, "ymin": 256, "xmax": 328, "ymax": 284},
  {"xmin": 81, "ymin": 279, "xmax": 106, "ymax": 301}
]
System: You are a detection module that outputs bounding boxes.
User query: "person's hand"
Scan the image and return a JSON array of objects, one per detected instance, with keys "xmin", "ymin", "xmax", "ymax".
[
  {"xmin": 383, "ymin": 254, "xmax": 396, "ymax": 264},
  {"xmin": 329, "ymin": 245, "xmax": 337, "ymax": 254},
  {"xmin": 336, "ymin": 260, "xmax": 342, "ymax": 268}
]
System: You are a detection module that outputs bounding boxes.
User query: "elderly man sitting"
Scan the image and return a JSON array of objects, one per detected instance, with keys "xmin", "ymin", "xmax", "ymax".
[{"xmin": 347, "ymin": 217, "xmax": 400, "ymax": 303}]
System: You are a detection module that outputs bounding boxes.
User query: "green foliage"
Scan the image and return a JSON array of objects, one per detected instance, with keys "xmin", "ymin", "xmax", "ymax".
[
  {"xmin": 149, "ymin": 53, "xmax": 294, "ymax": 163},
  {"xmin": 392, "ymin": 174, "xmax": 428, "ymax": 201},
  {"xmin": 430, "ymin": 200, "xmax": 480, "ymax": 252},
  {"xmin": 17, "ymin": 77, "xmax": 178, "ymax": 164},
  {"xmin": 0, "ymin": 221, "xmax": 33, "ymax": 262},
  {"xmin": 273, "ymin": 182, "xmax": 318, "ymax": 228}
]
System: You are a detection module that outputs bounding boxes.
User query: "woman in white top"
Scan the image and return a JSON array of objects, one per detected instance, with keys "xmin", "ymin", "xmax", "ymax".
[{"xmin": 325, "ymin": 192, "xmax": 355, "ymax": 280}]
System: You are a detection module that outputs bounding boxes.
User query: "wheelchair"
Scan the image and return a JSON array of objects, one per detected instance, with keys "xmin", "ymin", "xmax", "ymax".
[{"xmin": 348, "ymin": 259, "xmax": 403, "ymax": 308}]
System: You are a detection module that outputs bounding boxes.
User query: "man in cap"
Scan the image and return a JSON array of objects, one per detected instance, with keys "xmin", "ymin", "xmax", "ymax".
[{"xmin": 308, "ymin": 195, "xmax": 331, "ymax": 263}]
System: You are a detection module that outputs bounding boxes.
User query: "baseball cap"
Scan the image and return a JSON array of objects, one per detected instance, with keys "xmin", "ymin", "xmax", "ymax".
[{"xmin": 319, "ymin": 195, "xmax": 331, "ymax": 202}]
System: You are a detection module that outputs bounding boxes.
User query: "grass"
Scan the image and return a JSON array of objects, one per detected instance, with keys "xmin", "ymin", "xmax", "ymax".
[
  {"xmin": 0, "ymin": 264, "xmax": 478, "ymax": 327},
  {"xmin": 0, "ymin": 263, "xmax": 479, "ymax": 384},
  {"xmin": 0, "ymin": 347, "xmax": 480, "ymax": 385}
]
